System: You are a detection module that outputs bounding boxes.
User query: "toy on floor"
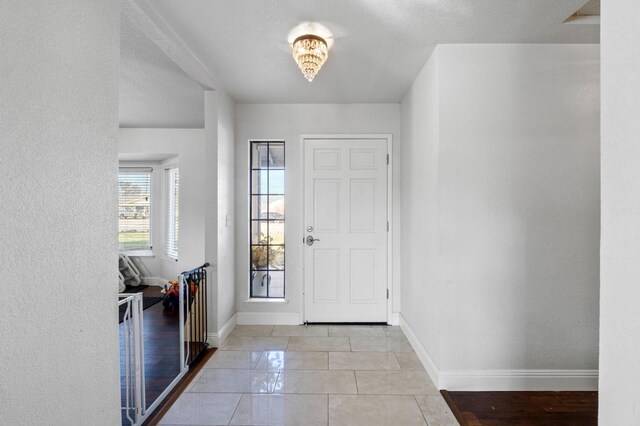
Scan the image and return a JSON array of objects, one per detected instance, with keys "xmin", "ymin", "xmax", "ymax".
[
  {"xmin": 162, "ymin": 281, "xmax": 180, "ymax": 311},
  {"xmin": 162, "ymin": 275, "xmax": 201, "ymax": 312}
]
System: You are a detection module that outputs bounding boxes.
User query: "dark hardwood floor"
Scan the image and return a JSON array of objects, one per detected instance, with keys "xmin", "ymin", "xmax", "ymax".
[
  {"xmin": 143, "ymin": 348, "xmax": 216, "ymax": 426},
  {"xmin": 441, "ymin": 390, "xmax": 598, "ymax": 426},
  {"xmin": 121, "ymin": 287, "xmax": 181, "ymax": 425}
]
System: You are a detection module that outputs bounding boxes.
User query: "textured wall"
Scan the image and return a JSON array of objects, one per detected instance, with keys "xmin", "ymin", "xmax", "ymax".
[
  {"xmin": 234, "ymin": 103, "xmax": 402, "ymax": 319},
  {"xmin": 401, "ymin": 44, "xmax": 600, "ymax": 386},
  {"xmin": 0, "ymin": 1, "xmax": 120, "ymax": 424},
  {"xmin": 599, "ymin": 1, "xmax": 640, "ymax": 424}
]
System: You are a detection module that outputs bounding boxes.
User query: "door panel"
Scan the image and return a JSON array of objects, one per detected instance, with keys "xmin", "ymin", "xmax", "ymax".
[
  {"xmin": 350, "ymin": 249, "xmax": 377, "ymax": 303},
  {"xmin": 313, "ymin": 149, "xmax": 341, "ymax": 169},
  {"xmin": 304, "ymin": 137, "xmax": 388, "ymax": 323},
  {"xmin": 349, "ymin": 149, "xmax": 377, "ymax": 169},
  {"xmin": 313, "ymin": 179, "xmax": 340, "ymax": 232},
  {"xmin": 350, "ymin": 179, "xmax": 376, "ymax": 232},
  {"xmin": 313, "ymin": 249, "xmax": 340, "ymax": 302}
]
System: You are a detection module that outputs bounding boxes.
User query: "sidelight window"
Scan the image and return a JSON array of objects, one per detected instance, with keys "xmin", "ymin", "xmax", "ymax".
[{"xmin": 249, "ymin": 141, "xmax": 285, "ymax": 298}]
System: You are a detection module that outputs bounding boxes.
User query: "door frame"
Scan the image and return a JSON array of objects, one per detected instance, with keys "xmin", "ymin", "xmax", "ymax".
[{"xmin": 299, "ymin": 134, "xmax": 394, "ymax": 324}]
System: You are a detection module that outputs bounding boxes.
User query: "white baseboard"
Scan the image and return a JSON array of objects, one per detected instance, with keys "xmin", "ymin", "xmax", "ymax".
[
  {"xmin": 236, "ymin": 311, "xmax": 301, "ymax": 325},
  {"xmin": 399, "ymin": 313, "xmax": 598, "ymax": 391},
  {"xmin": 399, "ymin": 314, "xmax": 440, "ymax": 387},
  {"xmin": 389, "ymin": 312, "xmax": 400, "ymax": 325},
  {"xmin": 439, "ymin": 369, "xmax": 599, "ymax": 391},
  {"xmin": 207, "ymin": 313, "xmax": 237, "ymax": 348},
  {"xmin": 141, "ymin": 277, "xmax": 169, "ymax": 287}
]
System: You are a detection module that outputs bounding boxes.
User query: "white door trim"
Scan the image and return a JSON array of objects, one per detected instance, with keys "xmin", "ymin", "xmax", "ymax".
[{"xmin": 299, "ymin": 134, "xmax": 393, "ymax": 324}]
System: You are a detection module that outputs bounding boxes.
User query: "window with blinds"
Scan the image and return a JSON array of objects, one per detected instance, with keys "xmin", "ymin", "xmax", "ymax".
[
  {"xmin": 165, "ymin": 167, "xmax": 179, "ymax": 260},
  {"xmin": 118, "ymin": 168, "xmax": 152, "ymax": 251}
]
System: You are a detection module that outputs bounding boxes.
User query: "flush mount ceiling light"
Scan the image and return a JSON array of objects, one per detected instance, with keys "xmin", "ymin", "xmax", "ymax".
[{"xmin": 291, "ymin": 34, "xmax": 328, "ymax": 82}]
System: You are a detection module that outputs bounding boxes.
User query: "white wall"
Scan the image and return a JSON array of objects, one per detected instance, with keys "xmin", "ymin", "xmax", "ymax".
[
  {"xmin": 119, "ymin": 129, "xmax": 206, "ymax": 278},
  {"xmin": 204, "ymin": 90, "xmax": 236, "ymax": 337},
  {"xmin": 600, "ymin": 2, "xmax": 640, "ymax": 424},
  {"xmin": 216, "ymin": 90, "xmax": 237, "ymax": 331},
  {"xmin": 0, "ymin": 1, "xmax": 121, "ymax": 423},
  {"xmin": 234, "ymin": 104, "xmax": 401, "ymax": 322},
  {"xmin": 401, "ymin": 44, "xmax": 600, "ymax": 390},
  {"xmin": 400, "ymin": 48, "xmax": 442, "ymax": 375},
  {"xmin": 204, "ymin": 91, "xmax": 219, "ymax": 332}
]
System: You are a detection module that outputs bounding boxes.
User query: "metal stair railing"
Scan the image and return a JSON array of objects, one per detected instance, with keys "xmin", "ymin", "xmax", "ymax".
[{"xmin": 180, "ymin": 262, "xmax": 209, "ymax": 367}]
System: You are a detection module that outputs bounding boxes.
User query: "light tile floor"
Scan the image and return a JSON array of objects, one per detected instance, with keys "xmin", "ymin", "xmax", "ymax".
[{"xmin": 159, "ymin": 325, "xmax": 459, "ymax": 425}]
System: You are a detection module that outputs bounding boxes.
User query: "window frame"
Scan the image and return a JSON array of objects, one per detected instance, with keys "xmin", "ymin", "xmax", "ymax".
[{"xmin": 249, "ymin": 140, "xmax": 285, "ymax": 299}]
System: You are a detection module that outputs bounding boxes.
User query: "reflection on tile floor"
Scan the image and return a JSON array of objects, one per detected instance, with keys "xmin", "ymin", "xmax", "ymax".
[{"xmin": 159, "ymin": 325, "xmax": 459, "ymax": 425}]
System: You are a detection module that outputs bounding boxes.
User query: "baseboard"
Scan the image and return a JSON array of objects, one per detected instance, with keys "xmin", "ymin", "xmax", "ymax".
[
  {"xmin": 398, "ymin": 313, "xmax": 598, "ymax": 391},
  {"xmin": 389, "ymin": 312, "xmax": 400, "ymax": 325},
  {"xmin": 207, "ymin": 313, "xmax": 237, "ymax": 348},
  {"xmin": 236, "ymin": 311, "xmax": 301, "ymax": 325},
  {"xmin": 142, "ymin": 277, "xmax": 169, "ymax": 287},
  {"xmin": 439, "ymin": 369, "xmax": 599, "ymax": 391},
  {"xmin": 399, "ymin": 313, "xmax": 440, "ymax": 387}
]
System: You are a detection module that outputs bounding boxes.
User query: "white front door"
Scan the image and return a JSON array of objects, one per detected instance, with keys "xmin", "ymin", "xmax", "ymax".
[{"xmin": 303, "ymin": 136, "xmax": 389, "ymax": 323}]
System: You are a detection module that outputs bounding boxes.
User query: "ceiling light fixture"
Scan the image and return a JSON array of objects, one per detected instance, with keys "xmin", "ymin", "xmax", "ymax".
[{"xmin": 292, "ymin": 34, "xmax": 328, "ymax": 82}]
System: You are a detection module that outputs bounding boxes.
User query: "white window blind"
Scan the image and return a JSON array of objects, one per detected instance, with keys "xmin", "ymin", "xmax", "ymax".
[
  {"xmin": 118, "ymin": 168, "xmax": 152, "ymax": 251},
  {"xmin": 165, "ymin": 167, "xmax": 179, "ymax": 260}
]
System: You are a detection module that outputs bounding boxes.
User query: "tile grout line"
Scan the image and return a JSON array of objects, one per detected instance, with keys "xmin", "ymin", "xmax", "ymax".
[
  {"xmin": 391, "ymin": 351, "xmax": 402, "ymax": 371},
  {"xmin": 226, "ymin": 393, "xmax": 244, "ymax": 426},
  {"xmin": 326, "ymin": 392, "xmax": 330, "ymax": 426},
  {"xmin": 255, "ymin": 350, "xmax": 266, "ymax": 369},
  {"xmin": 272, "ymin": 369, "xmax": 282, "ymax": 394},
  {"xmin": 414, "ymin": 394, "xmax": 431, "ymax": 426},
  {"xmin": 353, "ymin": 370, "xmax": 360, "ymax": 395}
]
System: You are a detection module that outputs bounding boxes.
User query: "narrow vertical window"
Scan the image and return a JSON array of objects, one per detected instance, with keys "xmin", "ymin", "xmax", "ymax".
[
  {"xmin": 118, "ymin": 168, "xmax": 152, "ymax": 251},
  {"xmin": 165, "ymin": 167, "xmax": 179, "ymax": 260},
  {"xmin": 250, "ymin": 141, "xmax": 285, "ymax": 298}
]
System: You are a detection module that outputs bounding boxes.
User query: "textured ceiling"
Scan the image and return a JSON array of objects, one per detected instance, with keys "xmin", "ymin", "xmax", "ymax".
[
  {"xmin": 141, "ymin": 0, "xmax": 599, "ymax": 104},
  {"xmin": 120, "ymin": 14, "xmax": 204, "ymax": 128}
]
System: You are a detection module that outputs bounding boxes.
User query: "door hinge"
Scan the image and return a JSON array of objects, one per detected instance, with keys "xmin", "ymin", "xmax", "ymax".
[
  {"xmin": 387, "ymin": 221, "xmax": 389, "ymax": 232},
  {"xmin": 386, "ymin": 154, "xmax": 390, "ymax": 165},
  {"xmin": 387, "ymin": 289, "xmax": 390, "ymax": 299}
]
